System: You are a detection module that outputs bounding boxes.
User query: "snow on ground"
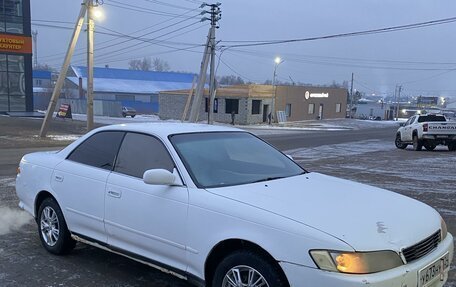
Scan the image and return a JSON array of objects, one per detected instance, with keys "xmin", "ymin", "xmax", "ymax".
[
  {"xmin": 286, "ymin": 139, "xmax": 396, "ymax": 161},
  {"xmin": 39, "ymin": 135, "xmax": 81, "ymax": 141},
  {"xmin": 71, "ymin": 113, "xmax": 175, "ymax": 125},
  {"xmin": 0, "ymin": 177, "xmax": 15, "ymax": 188},
  {"xmin": 289, "ymin": 140, "xmax": 455, "ymax": 196},
  {"xmin": 67, "ymin": 112, "xmax": 401, "ymax": 134}
]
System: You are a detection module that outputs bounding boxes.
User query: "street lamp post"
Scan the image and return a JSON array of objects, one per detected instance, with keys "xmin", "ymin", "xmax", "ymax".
[{"xmin": 270, "ymin": 56, "xmax": 283, "ymax": 125}]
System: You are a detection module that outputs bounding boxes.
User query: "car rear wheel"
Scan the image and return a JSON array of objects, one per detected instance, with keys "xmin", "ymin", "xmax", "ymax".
[
  {"xmin": 38, "ymin": 197, "xmax": 76, "ymax": 255},
  {"xmin": 395, "ymin": 134, "xmax": 407, "ymax": 149},
  {"xmin": 449, "ymin": 142, "xmax": 456, "ymax": 151},
  {"xmin": 413, "ymin": 135, "xmax": 422, "ymax": 151},
  {"xmin": 212, "ymin": 250, "xmax": 288, "ymax": 287}
]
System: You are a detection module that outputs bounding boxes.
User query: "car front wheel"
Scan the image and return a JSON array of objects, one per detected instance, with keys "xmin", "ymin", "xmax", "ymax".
[
  {"xmin": 38, "ymin": 197, "xmax": 76, "ymax": 255},
  {"xmin": 395, "ymin": 134, "xmax": 407, "ymax": 149},
  {"xmin": 212, "ymin": 250, "xmax": 288, "ymax": 287}
]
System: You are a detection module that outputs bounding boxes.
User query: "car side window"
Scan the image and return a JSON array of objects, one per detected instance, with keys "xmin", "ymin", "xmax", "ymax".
[
  {"xmin": 67, "ymin": 131, "xmax": 125, "ymax": 170},
  {"xmin": 114, "ymin": 133, "xmax": 175, "ymax": 178}
]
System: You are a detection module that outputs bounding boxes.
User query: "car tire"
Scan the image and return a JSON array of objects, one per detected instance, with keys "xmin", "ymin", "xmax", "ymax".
[
  {"xmin": 412, "ymin": 135, "xmax": 422, "ymax": 151},
  {"xmin": 212, "ymin": 250, "xmax": 288, "ymax": 287},
  {"xmin": 424, "ymin": 143, "xmax": 436, "ymax": 151},
  {"xmin": 395, "ymin": 134, "xmax": 407, "ymax": 149},
  {"xmin": 38, "ymin": 197, "xmax": 76, "ymax": 255},
  {"xmin": 131, "ymin": 115, "xmax": 135, "ymax": 118}
]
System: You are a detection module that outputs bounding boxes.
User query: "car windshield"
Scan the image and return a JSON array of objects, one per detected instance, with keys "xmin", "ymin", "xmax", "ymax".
[{"xmin": 169, "ymin": 132, "xmax": 305, "ymax": 188}]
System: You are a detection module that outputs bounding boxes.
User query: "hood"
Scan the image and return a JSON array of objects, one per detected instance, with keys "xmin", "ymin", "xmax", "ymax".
[{"xmin": 206, "ymin": 173, "xmax": 440, "ymax": 252}]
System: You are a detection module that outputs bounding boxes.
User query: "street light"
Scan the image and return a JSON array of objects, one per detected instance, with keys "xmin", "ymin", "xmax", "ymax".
[
  {"xmin": 270, "ymin": 56, "xmax": 284, "ymax": 124},
  {"xmin": 92, "ymin": 6, "xmax": 104, "ymax": 21}
]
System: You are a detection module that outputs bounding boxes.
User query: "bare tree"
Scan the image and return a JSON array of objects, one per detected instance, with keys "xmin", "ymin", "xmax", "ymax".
[
  {"xmin": 128, "ymin": 57, "xmax": 152, "ymax": 71},
  {"xmin": 34, "ymin": 63, "xmax": 55, "ymax": 71},
  {"xmin": 151, "ymin": 57, "xmax": 170, "ymax": 72},
  {"xmin": 218, "ymin": 75, "xmax": 245, "ymax": 85}
]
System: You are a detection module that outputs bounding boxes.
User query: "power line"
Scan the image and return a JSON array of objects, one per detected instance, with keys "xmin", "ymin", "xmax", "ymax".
[
  {"xmin": 138, "ymin": 0, "xmax": 197, "ymax": 11},
  {"xmin": 226, "ymin": 48, "xmax": 456, "ymax": 71},
  {"xmin": 228, "ymin": 48, "xmax": 456, "ymax": 66},
  {"xmin": 36, "ymin": 6, "xmax": 200, "ymax": 60},
  {"xmin": 105, "ymin": 1, "xmax": 199, "ymax": 17},
  {"xmin": 220, "ymin": 16, "xmax": 456, "ymax": 48},
  {"xmin": 219, "ymin": 58, "xmax": 256, "ymax": 83},
  {"xmin": 93, "ymin": 42, "xmax": 205, "ymax": 65},
  {"xmin": 81, "ymin": 20, "xmax": 203, "ymax": 64},
  {"xmin": 36, "ymin": 11, "xmax": 201, "ymax": 63}
]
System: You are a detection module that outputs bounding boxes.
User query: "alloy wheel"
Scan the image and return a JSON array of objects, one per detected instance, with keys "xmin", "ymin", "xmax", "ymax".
[
  {"xmin": 40, "ymin": 206, "xmax": 60, "ymax": 247},
  {"xmin": 222, "ymin": 265, "xmax": 270, "ymax": 287}
]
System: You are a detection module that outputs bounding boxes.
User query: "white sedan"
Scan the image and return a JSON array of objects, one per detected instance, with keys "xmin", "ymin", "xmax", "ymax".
[{"xmin": 16, "ymin": 123, "xmax": 453, "ymax": 287}]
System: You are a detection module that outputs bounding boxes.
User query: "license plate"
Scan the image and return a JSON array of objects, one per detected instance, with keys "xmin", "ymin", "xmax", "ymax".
[
  {"xmin": 418, "ymin": 252, "xmax": 450, "ymax": 287},
  {"xmin": 436, "ymin": 135, "xmax": 448, "ymax": 138}
]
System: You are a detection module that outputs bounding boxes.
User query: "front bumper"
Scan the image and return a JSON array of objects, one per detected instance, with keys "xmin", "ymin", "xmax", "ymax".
[{"xmin": 281, "ymin": 233, "xmax": 454, "ymax": 287}]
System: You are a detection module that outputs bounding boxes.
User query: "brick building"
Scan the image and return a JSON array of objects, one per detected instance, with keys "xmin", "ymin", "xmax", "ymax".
[{"xmin": 159, "ymin": 84, "xmax": 348, "ymax": 124}]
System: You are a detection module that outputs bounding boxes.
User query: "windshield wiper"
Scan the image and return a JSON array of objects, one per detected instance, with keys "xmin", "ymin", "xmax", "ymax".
[{"xmin": 252, "ymin": 176, "xmax": 286, "ymax": 183}]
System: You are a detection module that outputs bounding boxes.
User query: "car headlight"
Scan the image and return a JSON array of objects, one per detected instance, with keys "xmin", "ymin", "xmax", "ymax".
[
  {"xmin": 441, "ymin": 217, "xmax": 448, "ymax": 241},
  {"xmin": 310, "ymin": 250, "xmax": 403, "ymax": 274}
]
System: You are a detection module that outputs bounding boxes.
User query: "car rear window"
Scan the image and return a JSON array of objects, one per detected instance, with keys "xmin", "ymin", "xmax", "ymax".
[
  {"xmin": 417, "ymin": 115, "xmax": 446, "ymax": 123},
  {"xmin": 67, "ymin": 131, "xmax": 125, "ymax": 170}
]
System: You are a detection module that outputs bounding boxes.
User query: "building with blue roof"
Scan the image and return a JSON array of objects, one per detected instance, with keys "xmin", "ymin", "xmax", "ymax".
[
  {"xmin": 33, "ymin": 70, "xmax": 55, "ymax": 110},
  {"xmin": 63, "ymin": 65, "xmax": 196, "ymax": 115}
]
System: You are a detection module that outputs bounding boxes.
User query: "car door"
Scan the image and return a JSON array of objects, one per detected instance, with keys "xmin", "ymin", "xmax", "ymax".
[
  {"xmin": 105, "ymin": 132, "xmax": 189, "ymax": 271},
  {"xmin": 52, "ymin": 131, "xmax": 125, "ymax": 243},
  {"xmin": 402, "ymin": 116, "xmax": 415, "ymax": 142}
]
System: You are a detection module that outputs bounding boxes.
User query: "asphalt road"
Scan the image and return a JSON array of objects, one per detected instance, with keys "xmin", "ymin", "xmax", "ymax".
[
  {"xmin": 262, "ymin": 125, "xmax": 397, "ymax": 150},
  {"xmin": 0, "ymin": 116, "xmax": 454, "ymax": 287}
]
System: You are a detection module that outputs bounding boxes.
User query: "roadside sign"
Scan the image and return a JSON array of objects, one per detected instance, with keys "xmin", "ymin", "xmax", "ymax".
[{"xmin": 56, "ymin": 104, "xmax": 72, "ymax": 119}]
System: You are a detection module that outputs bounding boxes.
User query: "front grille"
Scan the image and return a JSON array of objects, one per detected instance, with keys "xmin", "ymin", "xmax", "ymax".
[{"xmin": 402, "ymin": 230, "xmax": 441, "ymax": 263}]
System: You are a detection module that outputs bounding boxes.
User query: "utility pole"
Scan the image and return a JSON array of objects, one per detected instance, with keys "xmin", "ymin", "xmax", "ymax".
[
  {"xmin": 87, "ymin": 0, "xmax": 95, "ymax": 131},
  {"xmin": 40, "ymin": 0, "xmax": 88, "ymax": 137},
  {"xmin": 32, "ymin": 30, "xmax": 38, "ymax": 68},
  {"xmin": 188, "ymin": 30, "xmax": 211, "ymax": 123},
  {"xmin": 188, "ymin": 3, "xmax": 221, "ymax": 124},
  {"xmin": 349, "ymin": 72, "xmax": 354, "ymax": 119},
  {"xmin": 207, "ymin": 3, "xmax": 221, "ymax": 124},
  {"xmin": 395, "ymin": 85, "xmax": 402, "ymax": 121}
]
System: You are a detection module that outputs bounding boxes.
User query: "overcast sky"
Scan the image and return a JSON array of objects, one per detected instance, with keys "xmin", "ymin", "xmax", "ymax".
[{"xmin": 31, "ymin": 0, "xmax": 456, "ymax": 100}]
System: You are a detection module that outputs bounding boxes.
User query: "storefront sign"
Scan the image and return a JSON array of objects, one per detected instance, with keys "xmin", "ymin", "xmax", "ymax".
[
  {"xmin": 0, "ymin": 34, "xmax": 32, "ymax": 54},
  {"xmin": 305, "ymin": 91, "xmax": 329, "ymax": 100}
]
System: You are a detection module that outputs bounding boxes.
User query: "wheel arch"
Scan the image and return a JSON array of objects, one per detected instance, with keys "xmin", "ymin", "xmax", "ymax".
[
  {"xmin": 204, "ymin": 238, "xmax": 290, "ymax": 286},
  {"xmin": 34, "ymin": 190, "xmax": 57, "ymax": 221}
]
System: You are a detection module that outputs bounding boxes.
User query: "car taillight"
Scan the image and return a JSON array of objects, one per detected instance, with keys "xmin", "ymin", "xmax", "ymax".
[{"xmin": 423, "ymin": 123, "xmax": 428, "ymax": 132}]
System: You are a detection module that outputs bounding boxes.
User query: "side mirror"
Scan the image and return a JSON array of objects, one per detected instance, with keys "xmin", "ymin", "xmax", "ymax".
[{"xmin": 143, "ymin": 169, "xmax": 180, "ymax": 186}]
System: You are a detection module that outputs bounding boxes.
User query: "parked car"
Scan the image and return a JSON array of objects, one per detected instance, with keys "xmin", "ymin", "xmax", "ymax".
[
  {"xmin": 395, "ymin": 114, "xmax": 456, "ymax": 151},
  {"xmin": 16, "ymin": 123, "xmax": 453, "ymax": 287},
  {"xmin": 122, "ymin": 106, "xmax": 136, "ymax": 118}
]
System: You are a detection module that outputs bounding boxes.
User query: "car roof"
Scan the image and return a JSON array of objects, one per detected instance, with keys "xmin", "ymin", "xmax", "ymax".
[{"xmin": 95, "ymin": 122, "xmax": 243, "ymax": 138}]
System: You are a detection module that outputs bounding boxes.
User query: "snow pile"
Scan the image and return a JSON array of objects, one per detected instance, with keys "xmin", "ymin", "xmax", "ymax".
[{"xmin": 0, "ymin": 206, "xmax": 32, "ymax": 235}]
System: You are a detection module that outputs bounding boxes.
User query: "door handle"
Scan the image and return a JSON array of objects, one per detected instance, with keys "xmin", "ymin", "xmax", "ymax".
[{"xmin": 107, "ymin": 190, "xmax": 122, "ymax": 198}]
